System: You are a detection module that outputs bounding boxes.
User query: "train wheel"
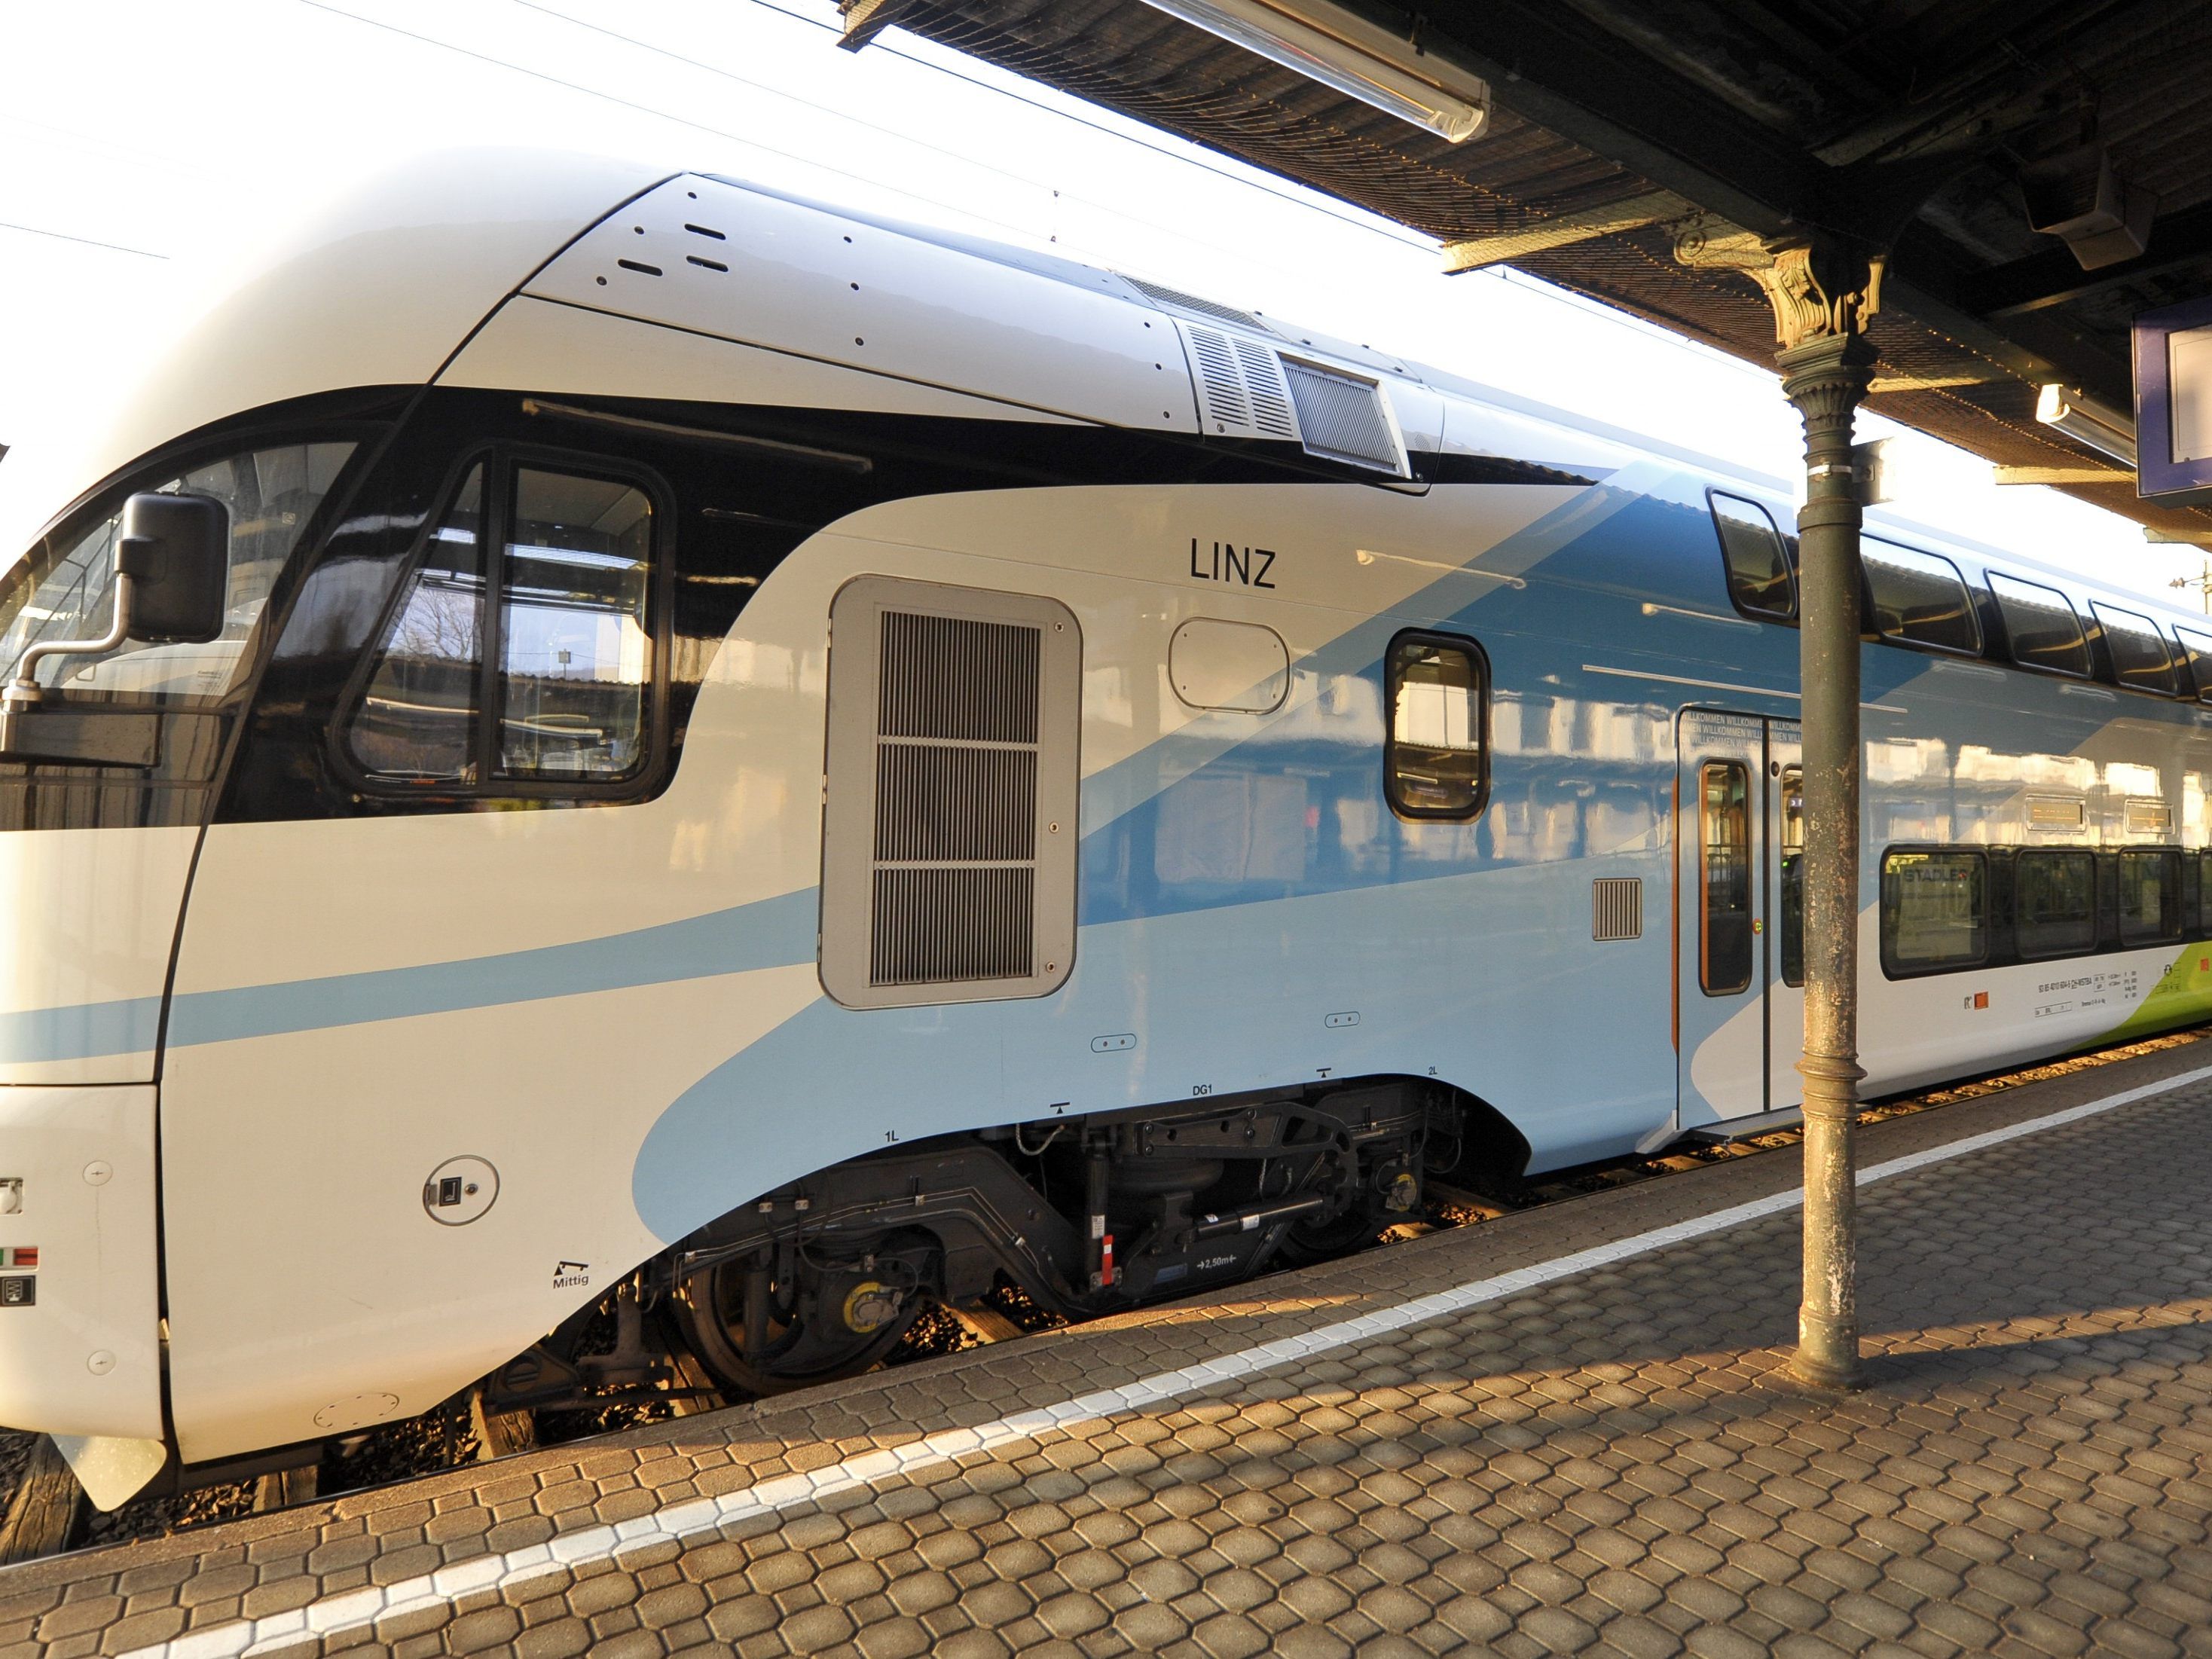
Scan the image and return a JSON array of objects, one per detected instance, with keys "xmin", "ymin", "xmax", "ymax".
[
  {"xmin": 673, "ymin": 1239, "xmax": 930, "ymax": 1396},
  {"xmin": 1278, "ymin": 1204, "xmax": 1381, "ymax": 1264}
]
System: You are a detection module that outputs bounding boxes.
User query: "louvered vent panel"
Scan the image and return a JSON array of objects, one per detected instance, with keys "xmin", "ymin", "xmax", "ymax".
[
  {"xmin": 1592, "ymin": 878, "xmax": 1643, "ymax": 942},
  {"xmin": 878, "ymin": 612, "xmax": 1040, "ymax": 743},
  {"xmin": 1121, "ymin": 274, "xmax": 1269, "ymax": 331},
  {"xmin": 1282, "ymin": 357, "xmax": 1401, "ymax": 472},
  {"xmin": 874, "ymin": 744, "xmax": 1038, "ymax": 863},
  {"xmin": 822, "ymin": 578, "xmax": 1079, "ymax": 1009},
  {"xmin": 870, "ymin": 611, "xmax": 1040, "ymax": 988},
  {"xmin": 872, "ymin": 868, "xmax": 1036, "ymax": 985},
  {"xmin": 1233, "ymin": 338, "xmax": 1297, "ymax": 439},
  {"xmin": 1187, "ymin": 325, "xmax": 1251, "ymax": 429}
]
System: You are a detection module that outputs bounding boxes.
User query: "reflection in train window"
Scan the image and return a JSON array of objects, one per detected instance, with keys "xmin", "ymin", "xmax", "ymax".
[
  {"xmin": 347, "ymin": 455, "xmax": 661, "ymax": 794},
  {"xmin": 2015, "ymin": 849, "xmax": 2097, "ymax": 959},
  {"xmin": 2176, "ymin": 625, "xmax": 2212, "ymax": 703},
  {"xmin": 1709, "ymin": 493, "xmax": 1794, "ymax": 621},
  {"xmin": 2091, "ymin": 602, "xmax": 2180, "ymax": 696},
  {"xmin": 500, "ymin": 469, "xmax": 653, "ymax": 780},
  {"xmin": 1699, "ymin": 760, "xmax": 1752, "ymax": 994},
  {"xmin": 1384, "ymin": 633, "xmax": 1486, "ymax": 819},
  {"xmin": 1881, "ymin": 849, "xmax": 1987, "ymax": 976},
  {"xmin": 2119, "ymin": 848, "xmax": 2183, "ymax": 946},
  {"xmin": 1988, "ymin": 573, "xmax": 2090, "ymax": 678},
  {"xmin": 352, "ymin": 465, "xmax": 486, "ymax": 783},
  {"xmin": 1862, "ymin": 540, "xmax": 1979, "ymax": 655}
]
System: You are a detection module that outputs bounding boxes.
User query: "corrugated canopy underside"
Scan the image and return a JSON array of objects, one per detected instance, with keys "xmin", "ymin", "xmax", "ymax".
[{"xmin": 882, "ymin": 0, "xmax": 2212, "ymax": 539}]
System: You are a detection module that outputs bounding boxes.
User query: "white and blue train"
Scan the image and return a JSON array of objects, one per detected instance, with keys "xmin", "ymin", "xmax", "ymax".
[{"xmin": 5, "ymin": 151, "xmax": 2211, "ymax": 1507}]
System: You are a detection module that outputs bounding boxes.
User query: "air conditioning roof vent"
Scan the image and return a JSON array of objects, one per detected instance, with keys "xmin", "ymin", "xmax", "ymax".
[
  {"xmin": 1282, "ymin": 356, "xmax": 1404, "ymax": 473},
  {"xmin": 1120, "ymin": 273, "xmax": 1274, "ymax": 334}
]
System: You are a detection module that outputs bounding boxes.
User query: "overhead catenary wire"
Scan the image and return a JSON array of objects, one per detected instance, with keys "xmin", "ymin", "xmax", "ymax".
[
  {"xmin": 0, "ymin": 221, "xmax": 166, "ymax": 260},
  {"xmin": 293, "ymin": 0, "xmax": 1428, "ymax": 307}
]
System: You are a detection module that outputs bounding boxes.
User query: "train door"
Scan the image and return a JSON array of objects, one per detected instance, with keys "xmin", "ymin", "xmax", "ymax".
[{"xmin": 1675, "ymin": 710, "xmax": 1804, "ymax": 1130}]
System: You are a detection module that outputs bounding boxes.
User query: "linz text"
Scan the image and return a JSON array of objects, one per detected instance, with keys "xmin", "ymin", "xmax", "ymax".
[{"xmin": 1190, "ymin": 538, "xmax": 1277, "ymax": 588}]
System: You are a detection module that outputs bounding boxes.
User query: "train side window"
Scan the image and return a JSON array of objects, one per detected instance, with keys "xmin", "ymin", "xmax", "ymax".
[
  {"xmin": 498, "ymin": 469, "xmax": 655, "ymax": 780},
  {"xmin": 2175, "ymin": 625, "xmax": 2212, "ymax": 702},
  {"xmin": 1708, "ymin": 493, "xmax": 1794, "ymax": 621},
  {"xmin": 1881, "ymin": 848, "xmax": 1988, "ymax": 976},
  {"xmin": 350, "ymin": 465, "xmax": 487, "ymax": 784},
  {"xmin": 2014, "ymin": 849, "xmax": 2097, "ymax": 960},
  {"xmin": 1698, "ymin": 760, "xmax": 1752, "ymax": 994},
  {"xmin": 1385, "ymin": 633, "xmax": 1486, "ymax": 819},
  {"xmin": 1778, "ymin": 765, "xmax": 1804, "ymax": 988},
  {"xmin": 1987, "ymin": 573, "xmax": 2091, "ymax": 677},
  {"xmin": 2200, "ymin": 851, "xmax": 2212, "ymax": 931},
  {"xmin": 345, "ymin": 454, "xmax": 664, "ymax": 794},
  {"xmin": 1863, "ymin": 539, "xmax": 1980, "ymax": 655},
  {"xmin": 2091, "ymin": 601, "xmax": 2180, "ymax": 696},
  {"xmin": 2119, "ymin": 849, "xmax": 2183, "ymax": 946}
]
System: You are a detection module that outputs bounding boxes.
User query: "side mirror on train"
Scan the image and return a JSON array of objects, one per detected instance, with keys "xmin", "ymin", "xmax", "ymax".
[
  {"xmin": 117, "ymin": 491, "xmax": 229, "ymax": 644},
  {"xmin": 0, "ymin": 490, "xmax": 228, "ymax": 766}
]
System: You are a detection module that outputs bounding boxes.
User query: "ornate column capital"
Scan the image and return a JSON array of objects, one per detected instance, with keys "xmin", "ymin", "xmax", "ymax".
[{"xmin": 1675, "ymin": 220, "xmax": 1887, "ymax": 352}]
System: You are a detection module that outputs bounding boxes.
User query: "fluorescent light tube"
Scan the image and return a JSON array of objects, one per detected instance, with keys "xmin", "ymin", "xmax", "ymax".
[
  {"xmin": 1135, "ymin": 0, "xmax": 1489, "ymax": 143},
  {"xmin": 2036, "ymin": 383, "xmax": 2137, "ymax": 467}
]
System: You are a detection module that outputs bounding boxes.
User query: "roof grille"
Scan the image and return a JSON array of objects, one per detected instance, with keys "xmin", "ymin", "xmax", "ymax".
[
  {"xmin": 1282, "ymin": 357, "xmax": 1401, "ymax": 472},
  {"xmin": 1122, "ymin": 274, "xmax": 1271, "ymax": 331},
  {"xmin": 1187, "ymin": 325, "xmax": 1252, "ymax": 429},
  {"xmin": 1234, "ymin": 338, "xmax": 1297, "ymax": 439}
]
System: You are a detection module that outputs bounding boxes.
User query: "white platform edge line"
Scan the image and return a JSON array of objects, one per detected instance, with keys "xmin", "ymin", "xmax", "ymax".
[{"xmin": 133, "ymin": 1061, "xmax": 2212, "ymax": 1658}]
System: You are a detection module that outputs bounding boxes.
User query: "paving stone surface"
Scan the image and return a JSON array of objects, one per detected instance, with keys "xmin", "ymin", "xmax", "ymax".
[{"xmin": 5, "ymin": 1040, "xmax": 2212, "ymax": 1657}]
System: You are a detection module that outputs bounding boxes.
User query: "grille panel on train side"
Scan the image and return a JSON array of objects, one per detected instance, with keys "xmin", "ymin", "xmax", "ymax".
[
  {"xmin": 1282, "ymin": 356, "xmax": 1402, "ymax": 472},
  {"xmin": 871, "ymin": 867, "xmax": 1037, "ymax": 985},
  {"xmin": 877, "ymin": 613, "xmax": 1040, "ymax": 744},
  {"xmin": 1592, "ymin": 877, "xmax": 1644, "ymax": 942},
  {"xmin": 820, "ymin": 576, "xmax": 1080, "ymax": 1009}
]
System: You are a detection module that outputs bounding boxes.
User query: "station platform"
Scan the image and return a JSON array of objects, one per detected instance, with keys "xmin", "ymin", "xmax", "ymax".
[{"xmin": 7, "ymin": 1040, "xmax": 2212, "ymax": 1659}]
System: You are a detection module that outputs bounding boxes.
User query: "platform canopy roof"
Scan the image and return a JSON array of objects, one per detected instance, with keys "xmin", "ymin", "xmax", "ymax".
[{"xmin": 866, "ymin": 0, "xmax": 2212, "ymax": 539}]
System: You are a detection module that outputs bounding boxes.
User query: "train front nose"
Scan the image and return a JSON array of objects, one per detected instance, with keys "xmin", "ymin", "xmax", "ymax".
[
  {"xmin": 0, "ymin": 1085, "xmax": 165, "ymax": 1488},
  {"xmin": 0, "ymin": 826, "xmax": 200, "ymax": 1502}
]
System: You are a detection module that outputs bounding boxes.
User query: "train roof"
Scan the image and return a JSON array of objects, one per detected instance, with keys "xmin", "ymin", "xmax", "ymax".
[{"xmin": 3, "ymin": 148, "xmax": 2200, "ymax": 639}]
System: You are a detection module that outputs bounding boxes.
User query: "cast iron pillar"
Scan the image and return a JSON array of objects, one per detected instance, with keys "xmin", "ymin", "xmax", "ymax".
[
  {"xmin": 1781, "ymin": 320, "xmax": 1875, "ymax": 1391},
  {"xmin": 1682, "ymin": 228, "xmax": 1884, "ymax": 1390}
]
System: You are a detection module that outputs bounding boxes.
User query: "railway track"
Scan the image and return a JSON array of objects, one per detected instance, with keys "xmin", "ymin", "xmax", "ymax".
[{"xmin": 5, "ymin": 1022, "xmax": 2204, "ymax": 1567}]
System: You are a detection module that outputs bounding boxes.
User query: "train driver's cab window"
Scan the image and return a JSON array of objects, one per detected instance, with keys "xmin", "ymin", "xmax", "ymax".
[
  {"xmin": 1698, "ymin": 761, "xmax": 1752, "ymax": 994},
  {"xmin": 1987, "ymin": 573, "xmax": 2091, "ymax": 677},
  {"xmin": 2014, "ymin": 849, "xmax": 2097, "ymax": 960},
  {"xmin": 2174, "ymin": 625, "xmax": 2212, "ymax": 703},
  {"xmin": 1708, "ymin": 493, "xmax": 1795, "ymax": 621},
  {"xmin": 2091, "ymin": 602, "xmax": 2180, "ymax": 696},
  {"xmin": 347, "ymin": 457, "xmax": 658, "ymax": 792},
  {"xmin": 2119, "ymin": 849, "xmax": 2183, "ymax": 946},
  {"xmin": 1880, "ymin": 849, "xmax": 1987, "ymax": 976},
  {"xmin": 1384, "ymin": 633, "xmax": 1486, "ymax": 819},
  {"xmin": 500, "ymin": 468, "xmax": 654, "ymax": 779},
  {"xmin": 1862, "ymin": 539, "xmax": 1980, "ymax": 655}
]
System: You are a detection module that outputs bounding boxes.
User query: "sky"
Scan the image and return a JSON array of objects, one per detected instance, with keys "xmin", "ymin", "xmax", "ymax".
[{"xmin": 1, "ymin": 0, "xmax": 2202, "ymax": 607}]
